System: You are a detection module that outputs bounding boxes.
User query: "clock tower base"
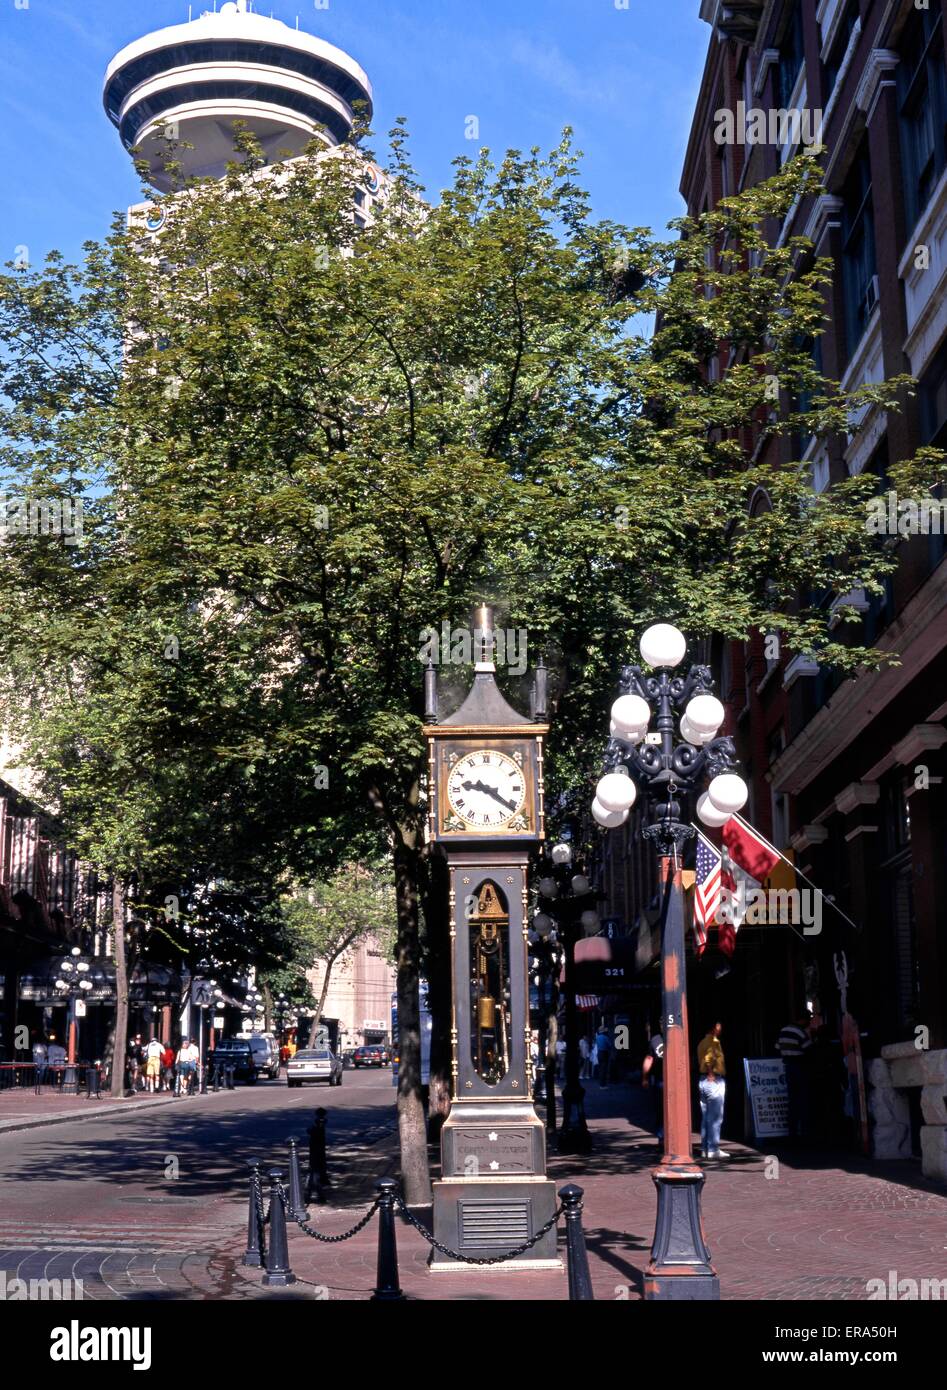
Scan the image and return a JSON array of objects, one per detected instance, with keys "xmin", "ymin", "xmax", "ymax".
[
  {"xmin": 430, "ymin": 1101, "xmax": 561, "ymax": 1268},
  {"xmin": 430, "ymin": 1179, "xmax": 560, "ymax": 1270}
]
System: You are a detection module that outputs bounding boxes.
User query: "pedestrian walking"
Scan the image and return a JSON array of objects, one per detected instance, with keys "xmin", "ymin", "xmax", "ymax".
[
  {"xmin": 144, "ymin": 1037, "xmax": 163, "ymax": 1093},
  {"xmin": 578, "ymin": 1035, "xmax": 591, "ymax": 1080},
  {"xmin": 697, "ymin": 1021, "xmax": 728, "ymax": 1159},
  {"xmin": 777, "ymin": 1012, "xmax": 813, "ymax": 1139},
  {"xmin": 641, "ymin": 1032, "xmax": 664, "ymax": 1141},
  {"xmin": 595, "ymin": 1024, "xmax": 612, "ymax": 1087},
  {"xmin": 127, "ymin": 1034, "xmax": 144, "ymax": 1092},
  {"xmin": 175, "ymin": 1038, "xmax": 199, "ymax": 1095},
  {"xmin": 555, "ymin": 1038, "xmax": 566, "ymax": 1081},
  {"xmin": 160, "ymin": 1042, "xmax": 175, "ymax": 1091},
  {"xmin": 31, "ymin": 1034, "xmax": 47, "ymax": 1086}
]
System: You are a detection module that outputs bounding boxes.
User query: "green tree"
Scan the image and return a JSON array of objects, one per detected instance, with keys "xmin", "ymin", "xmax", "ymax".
[
  {"xmin": 278, "ymin": 863, "xmax": 394, "ymax": 1046},
  {"xmin": 0, "ymin": 129, "xmax": 942, "ymax": 1185}
]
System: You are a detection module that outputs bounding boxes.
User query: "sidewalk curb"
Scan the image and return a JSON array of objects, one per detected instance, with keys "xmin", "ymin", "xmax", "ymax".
[{"xmin": 0, "ymin": 1090, "xmax": 227, "ymax": 1135}]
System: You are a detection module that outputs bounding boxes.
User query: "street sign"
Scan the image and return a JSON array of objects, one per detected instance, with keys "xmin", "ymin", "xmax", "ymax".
[
  {"xmin": 743, "ymin": 1058, "xmax": 790, "ymax": 1139},
  {"xmin": 74, "ymin": 999, "xmax": 87, "ymax": 1018},
  {"xmin": 213, "ymin": 1015, "xmax": 225, "ymax": 1029},
  {"xmin": 191, "ymin": 979, "xmax": 213, "ymax": 1008}
]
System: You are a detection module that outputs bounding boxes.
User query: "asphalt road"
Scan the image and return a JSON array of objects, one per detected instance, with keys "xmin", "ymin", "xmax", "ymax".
[{"xmin": 0, "ymin": 1068, "xmax": 397, "ymax": 1299}]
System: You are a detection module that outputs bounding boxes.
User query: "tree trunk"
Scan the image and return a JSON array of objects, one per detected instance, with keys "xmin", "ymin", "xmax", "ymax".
[
  {"xmin": 419, "ymin": 846, "xmax": 451, "ymax": 1140},
  {"xmin": 394, "ymin": 840, "xmax": 432, "ymax": 1207},
  {"xmin": 307, "ymin": 959, "xmax": 337, "ymax": 1048},
  {"xmin": 110, "ymin": 878, "xmax": 129, "ymax": 1099}
]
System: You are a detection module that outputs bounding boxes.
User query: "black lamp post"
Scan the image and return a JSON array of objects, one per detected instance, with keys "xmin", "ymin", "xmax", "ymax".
[
  {"xmin": 273, "ymin": 993, "xmax": 289, "ymax": 1040},
  {"xmin": 528, "ymin": 910, "xmax": 561, "ymax": 1132},
  {"xmin": 536, "ymin": 844, "xmax": 602, "ymax": 1154},
  {"xmin": 53, "ymin": 947, "xmax": 95, "ymax": 1094},
  {"xmin": 593, "ymin": 623, "xmax": 748, "ymax": 1300}
]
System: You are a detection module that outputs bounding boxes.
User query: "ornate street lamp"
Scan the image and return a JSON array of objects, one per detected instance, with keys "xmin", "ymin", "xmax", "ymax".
[
  {"xmin": 594, "ymin": 623, "xmax": 747, "ymax": 1300},
  {"xmin": 53, "ymin": 946, "xmax": 95, "ymax": 1094},
  {"xmin": 528, "ymin": 899, "xmax": 562, "ymax": 1130},
  {"xmin": 535, "ymin": 843, "xmax": 600, "ymax": 1153},
  {"xmin": 243, "ymin": 985, "xmax": 264, "ymax": 1033}
]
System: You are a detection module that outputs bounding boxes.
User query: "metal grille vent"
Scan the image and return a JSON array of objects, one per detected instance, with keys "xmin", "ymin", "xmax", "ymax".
[{"xmin": 459, "ymin": 1200, "xmax": 530, "ymax": 1250}]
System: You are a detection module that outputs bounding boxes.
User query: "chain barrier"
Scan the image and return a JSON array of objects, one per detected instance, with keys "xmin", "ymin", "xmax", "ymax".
[
  {"xmin": 395, "ymin": 1196, "xmax": 563, "ymax": 1266},
  {"xmin": 254, "ymin": 1170, "xmax": 269, "ymax": 1239},
  {"xmin": 256, "ymin": 1174, "xmax": 563, "ymax": 1266},
  {"xmin": 276, "ymin": 1181, "xmax": 383, "ymax": 1244}
]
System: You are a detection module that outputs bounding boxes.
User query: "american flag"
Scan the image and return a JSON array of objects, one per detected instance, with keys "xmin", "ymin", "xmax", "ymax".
[{"xmin": 694, "ymin": 831, "xmax": 722, "ymax": 955}]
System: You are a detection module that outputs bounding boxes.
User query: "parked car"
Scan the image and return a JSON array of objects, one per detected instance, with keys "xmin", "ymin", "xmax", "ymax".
[
  {"xmin": 353, "ymin": 1045, "xmax": 389, "ymax": 1068},
  {"xmin": 341, "ymin": 1048, "xmax": 356, "ymax": 1069},
  {"xmin": 286, "ymin": 1048, "xmax": 343, "ymax": 1087},
  {"xmin": 211, "ymin": 1034, "xmax": 280, "ymax": 1083}
]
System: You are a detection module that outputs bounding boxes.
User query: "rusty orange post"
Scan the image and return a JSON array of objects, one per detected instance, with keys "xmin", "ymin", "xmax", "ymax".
[{"xmin": 644, "ymin": 858, "xmax": 719, "ymax": 1300}]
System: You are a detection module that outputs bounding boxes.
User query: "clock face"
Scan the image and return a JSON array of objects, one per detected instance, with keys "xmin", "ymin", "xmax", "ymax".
[{"xmin": 446, "ymin": 750, "xmax": 527, "ymax": 830}]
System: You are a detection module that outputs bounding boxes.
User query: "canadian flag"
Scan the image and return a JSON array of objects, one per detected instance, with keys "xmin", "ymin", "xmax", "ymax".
[{"xmin": 722, "ymin": 814, "xmax": 781, "ymax": 881}]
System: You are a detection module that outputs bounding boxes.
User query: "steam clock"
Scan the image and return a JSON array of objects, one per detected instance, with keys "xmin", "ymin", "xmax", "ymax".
[{"xmin": 423, "ymin": 607, "xmax": 560, "ymax": 1270}]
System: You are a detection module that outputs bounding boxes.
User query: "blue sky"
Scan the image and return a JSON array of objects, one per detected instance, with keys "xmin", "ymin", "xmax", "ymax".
[{"xmin": 0, "ymin": 0, "xmax": 710, "ymax": 267}]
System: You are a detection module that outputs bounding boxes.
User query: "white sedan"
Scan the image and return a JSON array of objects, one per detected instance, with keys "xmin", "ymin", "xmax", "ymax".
[{"xmin": 286, "ymin": 1048, "xmax": 343, "ymax": 1087}]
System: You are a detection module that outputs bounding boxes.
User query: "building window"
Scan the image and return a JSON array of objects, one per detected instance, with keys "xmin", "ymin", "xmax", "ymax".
[
  {"xmin": 793, "ymin": 334, "xmax": 822, "ymax": 454},
  {"xmin": 778, "ymin": 1, "xmax": 806, "ymax": 109},
  {"xmin": 840, "ymin": 143, "xmax": 877, "ymax": 358},
  {"xmin": 823, "ymin": 0, "xmax": 859, "ymax": 98},
  {"xmin": 898, "ymin": 8, "xmax": 947, "ymax": 235},
  {"xmin": 919, "ymin": 333, "xmax": 947, "ymax": 445}
]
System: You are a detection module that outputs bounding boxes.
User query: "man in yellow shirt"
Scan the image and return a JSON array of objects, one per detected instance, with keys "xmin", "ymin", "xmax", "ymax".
[{"xmin": 696, "ymin": 1021, "xmax": 728, "ymax": 1161}]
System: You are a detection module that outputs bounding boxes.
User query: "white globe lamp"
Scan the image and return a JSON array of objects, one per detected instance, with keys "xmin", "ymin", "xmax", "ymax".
[
  {"xmin": 697, "ymin": 792, "xmax": 732, "ymax": 828},
  {"xmin": 611, "ymin": 694, "xmax": 651, "ymax": 740},
  {"xmin": 707, "ymin": 773, "xmax": 749, "ymax": 815},
  {"xmin": 591, "ymin": 798, "xmax": 628, "ymax": 828},
  {"xmin": 684, "ymin": 694, "xmax": 725, "ymax": 737},
  {"xmin": 640, "ymin": 623, "xmax": 686, "ymax": 669},
  {"xmin": 580, "ymin": 910, "xmax": 600, "ymax": 935},
  {"xmin": 595, "ymin": 772, "xmax": 638, "ymax": 814}
]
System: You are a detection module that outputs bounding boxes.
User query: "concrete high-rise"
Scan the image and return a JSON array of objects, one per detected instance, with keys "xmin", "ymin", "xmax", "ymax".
[{"xmin": 103, "ymin": 0, "xmax": 373, "ymax": 191}]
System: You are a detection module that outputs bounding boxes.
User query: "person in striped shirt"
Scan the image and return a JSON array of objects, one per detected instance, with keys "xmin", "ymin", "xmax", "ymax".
[{"xmin": 778, "ymin": 1013, "xmax": 814, "ymax": 1139}]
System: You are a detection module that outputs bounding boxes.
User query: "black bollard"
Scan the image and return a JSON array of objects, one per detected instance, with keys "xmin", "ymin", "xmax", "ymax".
[
  {"xmin": 559, "ymin": 1184, "xmax": 594, "ymax": 1301},
  {"xmin": 287, "ymin": 1138, "xmax": 308, "ymax": 1221},
  {"xmin": 305, "ymin": 1108, "xmax": 329, "ymax": 1202},
  {"xmin": 313, "ymin": 1108, "xmax": 329, "ymax": 1184},
  {"xmin": 262, "ymin": 1169, "xmax": 296, "ymax": 1287},
  {"xmin": 243, "ymin": 1161, "xmax": 265, "ymax": 1269},
  {"xmin": 370, "ymin": 1178, "xmax": 405, "ymax": 1302}
]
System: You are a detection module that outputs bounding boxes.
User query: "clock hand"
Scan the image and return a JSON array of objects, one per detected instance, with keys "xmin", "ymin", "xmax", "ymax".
[{"xmin": 461, "ymin": 778, "xmax": 518, "ymax": 814}]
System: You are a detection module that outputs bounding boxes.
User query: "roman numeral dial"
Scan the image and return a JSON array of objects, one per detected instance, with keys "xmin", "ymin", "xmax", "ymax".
[{"xmin": 446, "ymin": 750, "xmax": 527, "ymax": 829}]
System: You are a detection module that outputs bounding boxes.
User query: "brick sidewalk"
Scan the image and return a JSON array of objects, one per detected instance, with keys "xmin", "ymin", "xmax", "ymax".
[
  {"xmin": 4, "ymin": 1076, "xmax": 943, "ymax": 1301},
  {"xmin": 0, "ymin": 1086, "xmax": 224, "ymax": 1133},
  {"xmin": 234, "ymin": 1082, "xmax": 947, "ymax": 1302}
]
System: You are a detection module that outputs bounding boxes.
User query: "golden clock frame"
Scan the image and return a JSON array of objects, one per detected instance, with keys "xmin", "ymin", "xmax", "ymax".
[{"xmin": 423, "ymin": 724, "xmax": 548, "ymax": 844}]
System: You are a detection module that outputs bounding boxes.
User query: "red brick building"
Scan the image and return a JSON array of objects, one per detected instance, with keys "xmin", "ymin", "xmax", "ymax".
[{"xmin": 598, "ymin": 0, "xmax": 947, "ymax": 1176}]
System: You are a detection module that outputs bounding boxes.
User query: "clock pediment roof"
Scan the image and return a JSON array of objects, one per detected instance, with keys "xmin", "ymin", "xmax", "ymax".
[{"xmin": 439, "ymin": 672, "xmax": 532, "ymax": 729}]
